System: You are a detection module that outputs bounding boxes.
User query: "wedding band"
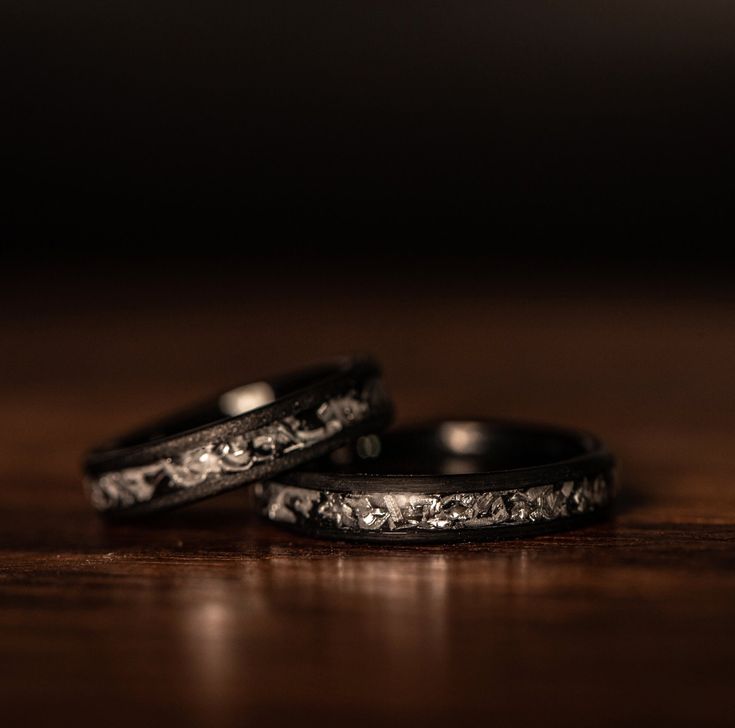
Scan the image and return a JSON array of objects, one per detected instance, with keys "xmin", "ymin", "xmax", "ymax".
[
  {"xmin": 255, "ymin": 420, "xmax": 616, "ymax": 542},
  {"xmin": 84, "ymin": 357, "xmax": 393, "ymax": 516}
]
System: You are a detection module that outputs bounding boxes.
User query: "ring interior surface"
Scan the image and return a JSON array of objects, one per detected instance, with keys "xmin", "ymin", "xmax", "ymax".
[
  {"xmin": 84, "ymin": 357, "xmax": 392, "ymax": 516},
  {"xmin": 256, "ymin": 420, "xmax": 616, "ymax": 542}
]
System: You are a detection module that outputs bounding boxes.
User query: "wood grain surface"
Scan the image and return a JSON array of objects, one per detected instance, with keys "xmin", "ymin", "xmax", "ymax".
[{"xmin": 2, "ymin": 273, "xmax": 734, "ymax": 727}]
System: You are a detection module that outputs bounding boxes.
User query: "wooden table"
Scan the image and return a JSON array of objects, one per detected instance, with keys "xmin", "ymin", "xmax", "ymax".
[{"xmin": 2, "ymin": 273, "xmax": 734, "ymax": 726}]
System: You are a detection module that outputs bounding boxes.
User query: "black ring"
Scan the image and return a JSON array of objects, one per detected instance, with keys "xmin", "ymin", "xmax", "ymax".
[
  {"xmin": 84, "ymin": 356, "xmax": 393, "ymax": 516},
  {"xmin": 255, "ymin": 420, "xmax": 616, "ymax": 542}
]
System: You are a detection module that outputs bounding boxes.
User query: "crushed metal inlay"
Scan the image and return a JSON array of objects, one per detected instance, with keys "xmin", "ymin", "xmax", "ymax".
[
  {"xmin": 87, "ymin": 388, "xmax": 375, "ymax": 511},
  {"xmin": 256, "ymin": 475, "xmax": 611, "ymax": 533}
]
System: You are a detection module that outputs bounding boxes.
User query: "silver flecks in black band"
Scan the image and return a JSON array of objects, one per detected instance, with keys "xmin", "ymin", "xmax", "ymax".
[
  {"xmin": 254, "ymin": 421, "xmax": 616, "ymax": 542},
  {"xmin": 84, "ymin": 358, "xmax": 393, "ymax": 516},
  {"xmin": 256, "ymin": 474, "xmax": 612, "ymax": 535}
]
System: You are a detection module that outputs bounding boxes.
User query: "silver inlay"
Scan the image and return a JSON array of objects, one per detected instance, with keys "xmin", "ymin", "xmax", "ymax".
[
  {"xmin": 255, "ymin": 474, "xmax": 612, "ymax": 533},
  {"xmin": 87, "ymin": 388, "xmax": 375, "ymax": 511}
]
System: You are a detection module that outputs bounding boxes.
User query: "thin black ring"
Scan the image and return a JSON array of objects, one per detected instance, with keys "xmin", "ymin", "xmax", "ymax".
[
  {"xmin": 84, "ymin": 356, "xmax": 393, "ymax": 517},
  {"xmin": 256, "ymin": 420, "xmax": 616, "ymax": 543}
]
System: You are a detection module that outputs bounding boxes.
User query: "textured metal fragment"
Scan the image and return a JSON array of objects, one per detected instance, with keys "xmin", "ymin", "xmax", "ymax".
[
  {"xmin": 88, "ymin": 388, "xmax": 373, "ymax": 511},
  {"xmin": 257, "ymin": 475, "xmax": 612, "ymax": 534}
]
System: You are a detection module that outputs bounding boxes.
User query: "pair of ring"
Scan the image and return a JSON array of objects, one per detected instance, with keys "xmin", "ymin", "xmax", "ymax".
[{"xmin": 84, "ymin": 356, "xmax": 616, "ymax": 542}]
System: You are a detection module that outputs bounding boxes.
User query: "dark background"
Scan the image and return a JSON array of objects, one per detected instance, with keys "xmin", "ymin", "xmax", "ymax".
[{"xmin": 3, "ymin": 1, "xmax": 735, "ymax": 257}]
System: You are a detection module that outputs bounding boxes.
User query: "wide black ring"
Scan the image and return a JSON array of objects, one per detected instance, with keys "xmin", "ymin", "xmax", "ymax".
[
  {"xmin": 255, "ymin": 420, "xmax": 616, "ymax": 542},
  {"xmin": 84, "ymin": 356, "xmax": 393, "ymax": 516}
]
